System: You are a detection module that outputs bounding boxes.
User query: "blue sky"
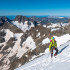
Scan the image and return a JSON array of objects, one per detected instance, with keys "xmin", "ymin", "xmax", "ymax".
[{"xmin": 0, "ymin": 0, "xmax": 70, "ymax": 16}]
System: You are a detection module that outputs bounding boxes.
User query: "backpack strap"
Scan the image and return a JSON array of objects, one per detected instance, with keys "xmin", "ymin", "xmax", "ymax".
[{"xmin": 50, "ymin": 40, "xmax": 53, "ymax": 44}]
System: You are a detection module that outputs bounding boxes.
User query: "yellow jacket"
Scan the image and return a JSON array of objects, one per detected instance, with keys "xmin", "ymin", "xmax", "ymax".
[{"xmin": 49, "ymin": 39, "xmax": 57, "ymax": 51}]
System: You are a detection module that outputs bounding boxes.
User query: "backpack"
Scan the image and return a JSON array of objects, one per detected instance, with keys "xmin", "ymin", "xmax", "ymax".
[{"xmin": 50, "ymin": 39, "xmax": 56, "ymax": 47}]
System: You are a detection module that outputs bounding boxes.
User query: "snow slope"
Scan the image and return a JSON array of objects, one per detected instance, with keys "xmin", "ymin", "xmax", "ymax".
[
  {"xmin": 47, "ymin": 23, "xmax": 69, "ymax": 32},
  {"xmin": 12, "ymin": 21, "xmax": 34, "ymax": 32},
  {"xmin": 15, "ymin": 34, "xmax": 70, "ymax": 70},
  {"xmin": 0, "ymin": 29, "xmax": 37, "ymax": 70}
]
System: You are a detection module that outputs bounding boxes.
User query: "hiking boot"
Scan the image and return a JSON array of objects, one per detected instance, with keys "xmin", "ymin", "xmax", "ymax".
[{"xmin": 54, "ymin": 54, "xmax": 57, "ymax": 56}]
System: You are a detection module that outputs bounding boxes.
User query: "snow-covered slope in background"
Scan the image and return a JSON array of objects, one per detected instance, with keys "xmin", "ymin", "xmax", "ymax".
[
  {"xmin": 15, "ymin": 34, "xmax": 70, "ymax": 70},
  {"xmin": 12, "ymin": 21, "xmax": 34, "ymax": 32},
  {"xmin": 16, "ymin": 36, "xmax": 36, "ymax": 58},
  {"xmin": 0, "ymin": 29, "xmax": 36, "ymax": 70},
  {"xmin": 47, "ymin": 23, "xmax": 69, "ymax": 32}
]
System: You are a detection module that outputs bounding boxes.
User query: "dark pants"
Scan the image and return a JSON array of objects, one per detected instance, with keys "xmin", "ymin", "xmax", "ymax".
[{"xmin": 50, "ymin": 46, "xmax": 58, "ymax": 58}]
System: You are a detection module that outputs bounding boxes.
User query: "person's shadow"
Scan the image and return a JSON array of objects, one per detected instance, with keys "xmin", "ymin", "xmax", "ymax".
[{"xmin": 58, "ymin": 45, "xmax": 69, "ymax": 54}]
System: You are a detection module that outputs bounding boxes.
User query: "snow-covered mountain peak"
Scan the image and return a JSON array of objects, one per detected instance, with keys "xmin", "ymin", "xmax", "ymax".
[
  {"xmin": 12, "ymin": 15, "xmax": 38, "ymax": 32},
  {"xmin": 12, "ymin": 20, "xmax": 35, "ymax": 32}
]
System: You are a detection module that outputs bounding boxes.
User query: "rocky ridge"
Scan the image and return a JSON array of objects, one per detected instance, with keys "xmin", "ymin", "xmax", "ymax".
[{"xmin": 0, "ymin": 16, "xmax": 70, "ymax": 70}]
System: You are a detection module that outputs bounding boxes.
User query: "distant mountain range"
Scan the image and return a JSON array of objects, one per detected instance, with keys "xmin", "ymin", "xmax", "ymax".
[
  {"xmin": 29, "ymin": 16, "xmax": 69, "ymax": 24},
  {"xmin": 0, "ymin": 15, "xmax": 70, "ymax": 70},
  {"xmin": 6, "ymin": 16, "xmax": 70, "ymax": 24}
]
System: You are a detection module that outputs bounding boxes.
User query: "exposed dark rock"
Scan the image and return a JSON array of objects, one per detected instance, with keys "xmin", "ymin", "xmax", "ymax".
[
  {"xmin": 2, "ymin": 37, "xmax": 15, "ymax": 52},
  {"xmin": 9, "ymin": 55, "xmax": 28, "ymax": 70},
  {"xmin": 0, "ymin": 22, "xmax": 23, "ymax": 33},
  {"xmin": 0, "ymin": 37, "xmax": 5, "ymax": 43},
  {"xmin": 0, "ymin": 18, "xmax": 5, "ymax": 26},
  {"xmin": 20, "ymin": 34, "xmax": 28, "ymax": 47},
  {"xmin": 0, "ymin": 16, "xmax": 10, "ymax": 26},
  {"xmin": 13, "ymin": 15, "xmax": 38, "ymax": 27},
  {"xmin": 14, "ymin": 15, "xmax": 29, "ymax": 23},
  {"xmin": 9, "ymin": 54, "xmax": 17, "ymax": 63},
  {"xmin": 0, "ymin": 31, "xmax": 6, "ymax": 36},
  {"xmin": 0, "ymin": 45, "xmax": 3, "ymax": 50},
  {"xmin": 0, "ymin": 16, "xmax": 10, "ymax": 22},
  {"xmin": 0, "ymin": 61, "xmax": 3, "ymax": 66}
]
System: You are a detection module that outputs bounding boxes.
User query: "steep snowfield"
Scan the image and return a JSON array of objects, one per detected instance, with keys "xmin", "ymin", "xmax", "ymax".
[
  {"xmin": 1, "ymin": 29, "xmax": 14, "ymax": 42},
  {"xmin": 12, "ymin": 21, "xmax": 34, "ymax": 32},
  {"xmin": 0, "ymin": 29, "xmax": 14, "ymax": 53},
  {"xmin": 7, "ymin": 33, "xmax": 23, "ymax": 58},
  {"xmin": 42, "ymin": 37, "xmax": 50, "ymax": 45},
  {"xmin": 47, "ymin": 23, "xmax": 68, "ymax": 29},
  {"xmin": 0, "ymin": 29, "xmax": 36, "ymax": 70},
  {"xmin": 16, "ymin": 36, "xmax": 36, "ymax": 58},
  {"xmin": 15, "ymin": 34, "xmax": 70, "ymax": 70},
  {"xmin": 47, "ymin": 23, "xmax": 69, "ymax": 32}
]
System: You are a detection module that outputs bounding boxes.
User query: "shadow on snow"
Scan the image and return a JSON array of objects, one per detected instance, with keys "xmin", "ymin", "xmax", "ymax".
[{"xmin": 58, "ymin": 45, "xmax": 69, "ymax": 54}]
